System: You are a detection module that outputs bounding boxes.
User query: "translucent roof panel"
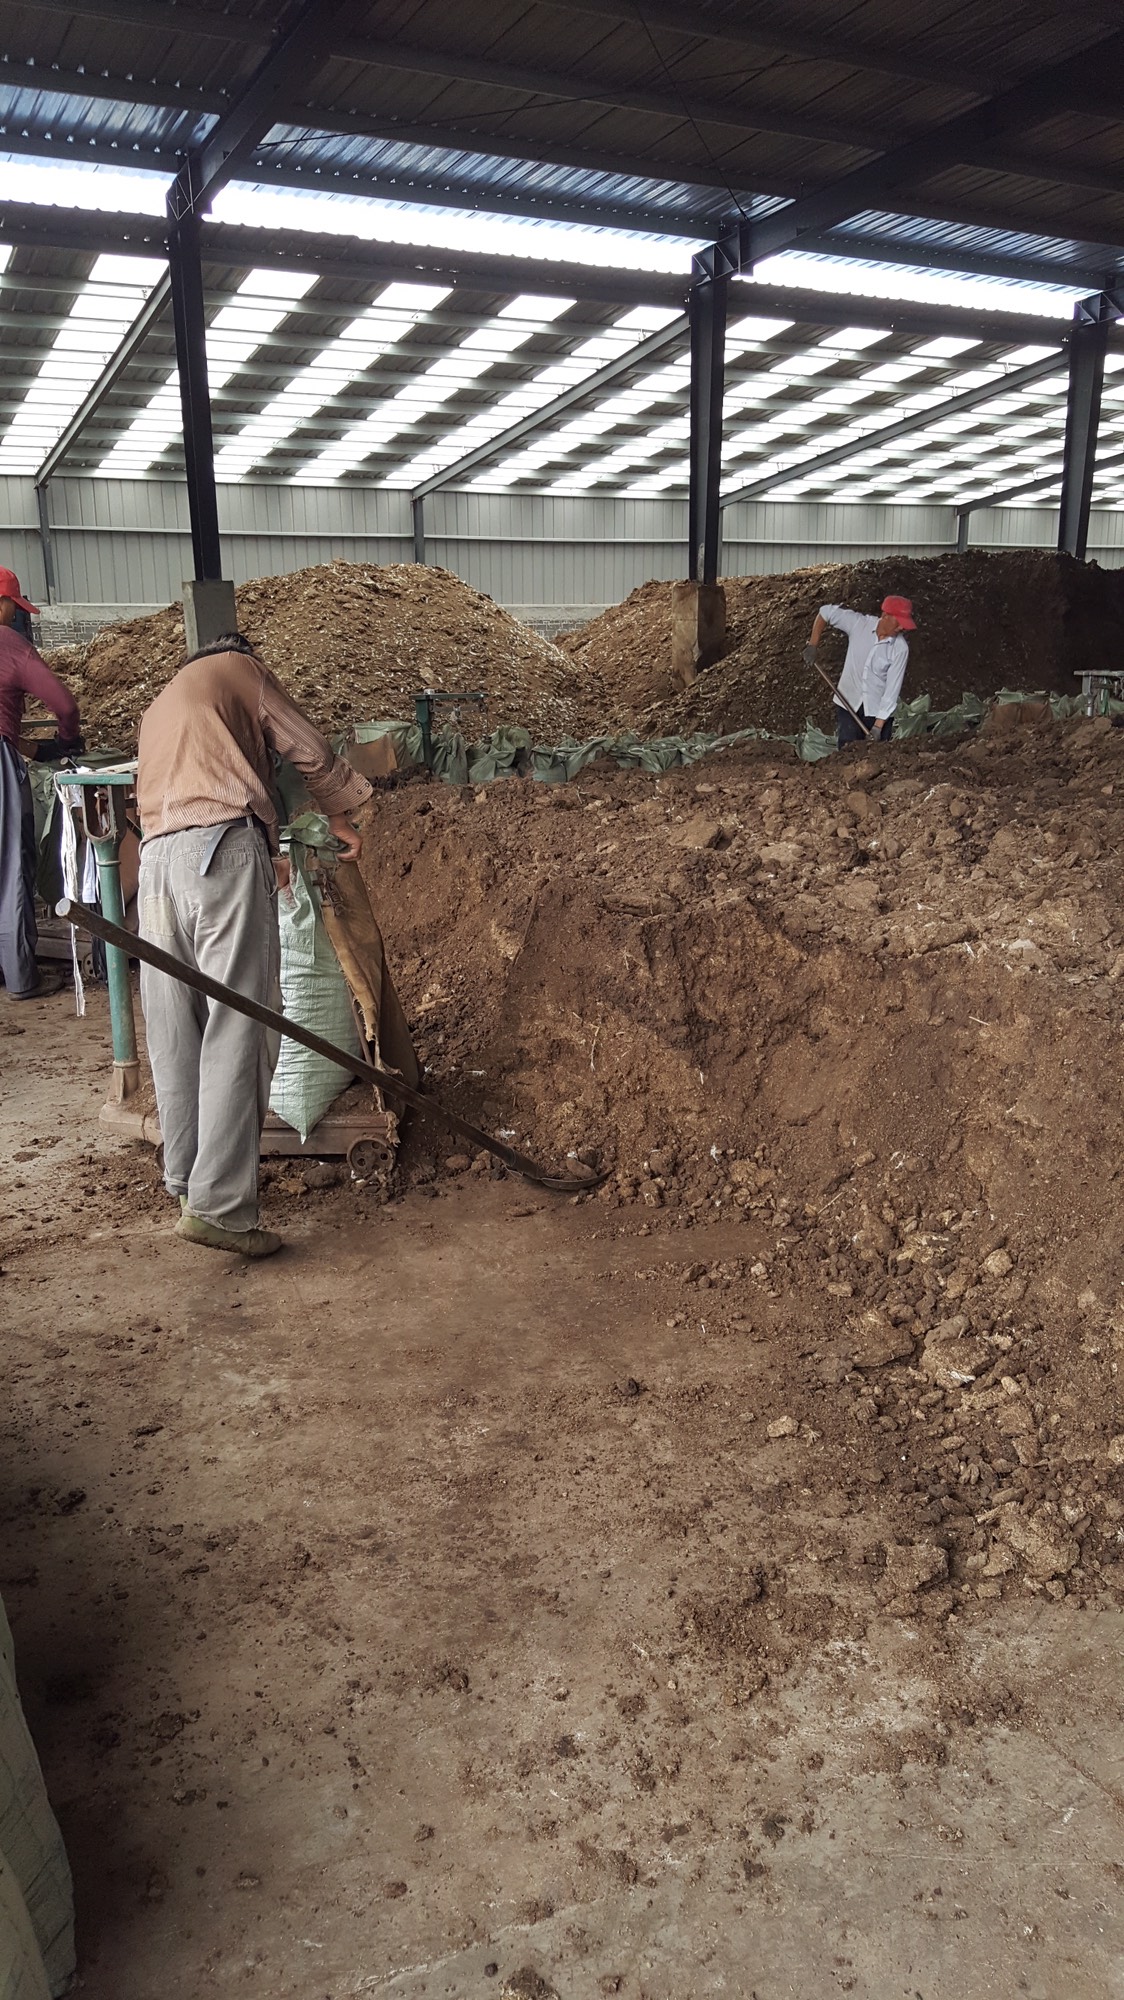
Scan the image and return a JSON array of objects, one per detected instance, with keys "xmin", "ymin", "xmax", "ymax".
[{"xmin": 0, "ymin": 228, "xmax": 1109, "ymax": 510}]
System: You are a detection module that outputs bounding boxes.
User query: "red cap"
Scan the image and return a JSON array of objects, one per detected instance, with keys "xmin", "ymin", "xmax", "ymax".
[
  {"xmin": 882, "ymin": 594, "xmax": 915, "ymax": 631},
  {"xmin": 0, "ymin": 568, "xmax": 39, "ymax": 616}
]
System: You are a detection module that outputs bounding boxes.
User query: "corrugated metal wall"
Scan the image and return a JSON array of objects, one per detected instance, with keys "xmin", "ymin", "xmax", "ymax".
[{"xmin": 1, "ymin": 476, "xmax": 1122, "ymax": 615}]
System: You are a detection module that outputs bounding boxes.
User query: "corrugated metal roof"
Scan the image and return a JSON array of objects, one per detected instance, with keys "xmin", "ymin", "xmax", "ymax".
[
  {"xmin": 2, "ymin": 0, "xmax": 1123, "ymax": 281},
  {"xmin": 3, "ymin": 235, "xmax": 1119, "ymax": 513},
  {"xmin": 2, "ymin": 0, "xmax": 1124, "ymax": 505}
]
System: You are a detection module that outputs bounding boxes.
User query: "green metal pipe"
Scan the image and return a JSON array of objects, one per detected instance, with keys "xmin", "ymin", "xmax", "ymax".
[{"xmin": 88, "ymin": 835, "xmax": 139, "ymax": 1086}]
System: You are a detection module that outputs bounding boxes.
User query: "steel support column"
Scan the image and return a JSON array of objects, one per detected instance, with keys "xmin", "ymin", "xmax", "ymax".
[
  {"xmin": 166, "ymin": 200, "xmax": 222, "ymax": 582},
  {"xmin": 160, "ymin": 0, "xmax": 352, "ymax": 583},
  {"xmin": 1058, "ymin": 294, "xmax": 1115, "ymax": 559},
  {"xmin": 412, "ymin": 494, "xmax": 426, "ymax": 564},
  {"xmin": 688, "ymin": 253, "xmax": 728, "ymax": 585},
  {"xmin": 34, "ymin": 483, "xmax": 57, "ymax": 604}
]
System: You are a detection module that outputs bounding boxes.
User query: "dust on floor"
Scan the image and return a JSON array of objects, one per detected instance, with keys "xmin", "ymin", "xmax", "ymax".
[{"xmin": 1, "ymin": 990, "xmax": 1122, "ymax": 1999}]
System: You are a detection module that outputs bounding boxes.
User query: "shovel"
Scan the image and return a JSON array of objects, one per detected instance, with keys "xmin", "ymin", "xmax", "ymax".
[
  {"xmin": 805, "ymin": 649, "xmax": 871, "ymax": 739},
  {"xmin": 58, "ymin": 898, "xmax": 606, "ymax": 1195}
]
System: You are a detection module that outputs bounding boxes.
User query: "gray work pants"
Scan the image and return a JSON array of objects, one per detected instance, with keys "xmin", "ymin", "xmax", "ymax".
[
  {"xmin": 139, "ymin": 823, "xmax": 280, "ymax": 1231},
  {"xmin": 0, "ymin": 737, "xmax": 39, "ymax": 995}
]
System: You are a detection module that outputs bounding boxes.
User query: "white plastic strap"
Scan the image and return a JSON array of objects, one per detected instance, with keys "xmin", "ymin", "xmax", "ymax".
[{"xmin": 54, "ymin": 779, "xmax": 86, "ymax": 1018}]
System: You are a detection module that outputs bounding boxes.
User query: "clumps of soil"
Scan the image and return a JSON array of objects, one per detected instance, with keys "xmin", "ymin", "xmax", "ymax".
[
  {"xmin": 560, "ymin": 551, "xmax": 1124, "ymax": 738},
  {"xmin": 45, "ymin": 561, "xmax": 604, "ymax": 750},
  {"xmin": 358, "ymin": 711, "xmax": 1124, "ymax": 1628}
]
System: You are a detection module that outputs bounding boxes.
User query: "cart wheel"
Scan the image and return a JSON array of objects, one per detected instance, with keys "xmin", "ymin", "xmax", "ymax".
[{"xmin": 348, "ymin": 1138, "xmax": 392, "ymax": 1178}]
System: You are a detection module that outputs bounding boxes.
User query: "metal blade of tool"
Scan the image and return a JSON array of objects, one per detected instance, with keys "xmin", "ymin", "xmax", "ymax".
[
  {"xmin": 811, "ymin": 657, "xmax": 870, "ymax": 737},
  {"xmin": 58, "ymin": 898, "xmax": 604, "ymax": 1194}
]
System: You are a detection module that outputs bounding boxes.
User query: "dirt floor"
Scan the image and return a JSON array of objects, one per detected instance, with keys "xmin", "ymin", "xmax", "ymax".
[{"xmin": 5, "ymin": 712, "xmax": 1124, "ymax": 1996}]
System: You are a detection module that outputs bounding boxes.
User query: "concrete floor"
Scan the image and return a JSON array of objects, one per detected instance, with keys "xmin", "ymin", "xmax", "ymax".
[{"xmin": 1, "ymin": 989, "xmax": 1123, "ymax": 1999}]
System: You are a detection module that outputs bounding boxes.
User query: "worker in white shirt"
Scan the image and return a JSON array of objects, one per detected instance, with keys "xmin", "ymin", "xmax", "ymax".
[{"xmin": 804, "ymin": 594, "xmax": 916, "ymax": 748}]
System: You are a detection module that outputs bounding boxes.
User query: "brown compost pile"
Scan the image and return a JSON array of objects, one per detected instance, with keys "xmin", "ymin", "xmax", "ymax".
[
  {"xmin": 44, "ymin": 561, "xmax": 605, "ymax": 749},
  {"xmin": 356, "ymin": 708, "xmax": 1124, "ymax": 1639},
  {"xmin": 560, "ymin": 550, "xmax": 1124, "ymax": 738}
]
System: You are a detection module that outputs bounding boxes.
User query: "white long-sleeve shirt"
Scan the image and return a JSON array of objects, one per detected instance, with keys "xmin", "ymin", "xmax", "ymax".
[{"xmin": 820, "ymin": 604, "xmax": 910, "ymax": 722}]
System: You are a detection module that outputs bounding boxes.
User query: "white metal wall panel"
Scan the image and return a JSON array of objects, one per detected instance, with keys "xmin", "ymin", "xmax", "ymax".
[
  {"xmin": 967, "ymin": 507, "xmax": 1124, "ymax": 560},
  {"xmin": 36, "ymin": 479, "xmax": 412, "ymax": 603},
  {"xmin": 0, "ymin": 474, "xmax": 47, "ymax": 602},
  {"xmin": 5, "ymin": 479, "xmax": 1122, "ymax": 614}
]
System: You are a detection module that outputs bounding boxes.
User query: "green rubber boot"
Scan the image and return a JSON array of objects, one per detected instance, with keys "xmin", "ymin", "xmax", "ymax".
[{"xmin": 175, "ymin": 1209, "xmax": 282, "ymax": 1258}]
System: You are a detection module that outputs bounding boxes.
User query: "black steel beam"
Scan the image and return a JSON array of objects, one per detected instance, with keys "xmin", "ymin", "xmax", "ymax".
[
  {"xmin": 721, "ymin": 350, "xmax": 1067, "ymax": 507},
  {"xmin": 0, "ymin": 57, "xmax": 224, "ymax": 117},
  {"xmin": 5, "ymin": 201, "xmax": 1111, "ymax": 346},
  {"xmin": 1057, "ymin": 289, "xmax": 1124, "ymax": 556},
  {"xmin": 803, "ymin": 226, "xmax": 1112, "ymax": 293},
  {"xmin": 267, "ymin": 117, "xmax": 798, "ymax": 198},
  {"xmin": 688, "ymin": 275, "xmax": 726, "ymax": 586},
  {"xmin": 688, "ymin": 254, "xmax": 728, "ymax": 585},
  {"xmin": 8, "ymin": 116, "xmax": 1124, "ymax": 290},
  {"xmin": 34, "ymin": 272, "xmax": 172, "ymax": 486},
  {"xmin": 544, "ymin": 0, "xmax": 1002, "ymax": 95},
  {"xmin": 412, "ymin": 495, "xmax": 425, "ymax": 564},
  {"xmin": 324, "ymin": 40, "xmax": 886, "ymax": 156},
  {"xmin": 166, "ymin": 210, "xmax": 220, "ymax": 579},
  {"xmin": 900, "ymin": 193, "xmax": 1124, "ymax": 260},
  {"xmin": 167, "ymin": 0, "xmax": 353, "ymax": 222},
  {"xmin": 232, "ymin": 156, "xmax": 717, "ymax": 242},
  {"xmin": 958, "ymin": 145, "xmax": 1124, "ymax": 202},
  {"xmin": 29, "ymin": 0, "xmax": 271, "ymax": 42},
  {"xmin": 718, "ymin": 26, "xmax": 1124, "ymax": 268},
  {"xmin": 26, "ymin": 0, "xmax": 1121, "ymax": 111},
  {"xmin": 161, "ymin": 0, "xmax": 357, "ymax": 581}
]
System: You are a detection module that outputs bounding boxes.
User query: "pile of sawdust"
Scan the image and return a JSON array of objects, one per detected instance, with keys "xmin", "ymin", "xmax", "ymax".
[
  {"xmin": 358, "ymin": 711, "xmax": 1124, "ymax": 1631},
  {"xmin": 561, "ymin": 551, "xmax": 1124, "ymax": 738},
  {"xmin": 45, "ymin": 561, "xmax": 606, "ymax": 750}
]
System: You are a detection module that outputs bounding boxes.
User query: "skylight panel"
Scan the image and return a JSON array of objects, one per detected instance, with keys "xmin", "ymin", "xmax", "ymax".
[
  {"xmin": 0, "ymin": 252, "xmax": 164, "ymax": 474},
  {"xmin": 361, "ymin": 306, "xmax": 672, "ymax": 490},
  {"xmin": 861, "ymin": 358, "xmax": 932, "ymax": 383},
  {"xmin": 724, "ymin": 378, "xmax": 786, "ymax": 410},
  {"xmin": 1002, "ymin": 344, "xmax": 1061, "ymax": 365},
  {"xmin": 293, "ymin": 295, "xmax": 578, "ymax": 484},
  {"xmin": 548, "ymin": 468, "xmax": 606, "ymax": 492},
  {"xmin": 622, "ymin": 472, "xmax": 682, "ymax": 494},
  {"xmin": 729, "ymin": 314, "xmax": 793, "ymax": 340},
  {"xmin": 818, "ymin": 325, "xmax": 891, "ymax": 350},
  {"xmin": 941, "ymin": 367, "xmax": 1006, "ymax": 391},
  {"xmin": 97, "ymin": 267, "xmax": 317, "ymax": 478},
  {"xmin": 911, "ymin": 336, "xmax": 980, "ymax": 359},
  {"xmin": 770, "ymin": 352, "xmax": 837, "ymax": 378},
  {"xmin": 806, "ymin": 383, "xmax": 878, "ymax": 409},
  {"xmin": 613, "ymin": 305, "xmax": 683, "ymax": 333}
]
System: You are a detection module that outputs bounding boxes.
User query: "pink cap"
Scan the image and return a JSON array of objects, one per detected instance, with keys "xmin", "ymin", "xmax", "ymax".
[{"xmin": 882, "ymin": 594, "xmax": 915, "ymax": 631}]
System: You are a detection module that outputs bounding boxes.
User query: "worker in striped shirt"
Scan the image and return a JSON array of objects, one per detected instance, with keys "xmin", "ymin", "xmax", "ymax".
[{"xmin": 136, "ymin": 631, "xmax": 372, "ymax": 1259}]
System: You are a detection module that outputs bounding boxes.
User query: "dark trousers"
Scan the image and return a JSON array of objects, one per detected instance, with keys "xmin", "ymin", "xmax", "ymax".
[
  {"xmin": 0, "ymin": 737, "xmax": 38, "ymax": 994},
  {"xmin": 835, "ymin": 703, "xmax": 893, "ymax": 749}
]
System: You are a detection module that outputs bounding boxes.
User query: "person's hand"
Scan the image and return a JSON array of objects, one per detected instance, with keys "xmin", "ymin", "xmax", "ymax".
[
  {"xmin": 272, "ymin": 853, "xmax": 292, "ymax": 891},
  {"xmin": 803, "ymin": 643, "xmax": 819, "ymax": 669},
  {"xmin": 327, "ymin": 812, "xmax": 362, "ymax": 861}
]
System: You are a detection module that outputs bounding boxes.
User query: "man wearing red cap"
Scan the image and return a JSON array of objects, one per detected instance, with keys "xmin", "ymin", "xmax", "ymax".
[
  {"xmin": 805, "ymin": 594, "xmax": 916, "ymax": 749},
  {"xmin": 0, "ymin": 569, "xmax": 83, "ymax": 999}
]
